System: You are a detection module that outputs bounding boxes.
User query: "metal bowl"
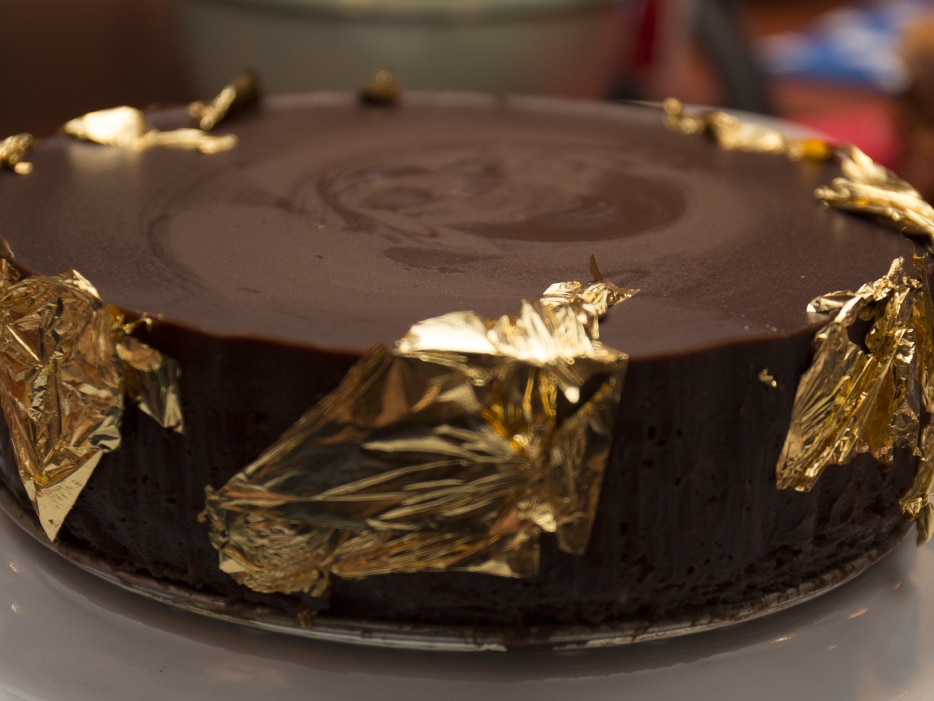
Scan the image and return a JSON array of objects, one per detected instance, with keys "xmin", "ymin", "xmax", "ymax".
[{"xmin": 174, "ymin": 0, "xmax": 630, "ymax": 97}]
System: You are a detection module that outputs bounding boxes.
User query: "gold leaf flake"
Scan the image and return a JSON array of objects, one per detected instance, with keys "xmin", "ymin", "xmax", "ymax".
[
  {"xmin": 63, "ymin": 106, "xmax": 236, "ymax": 154},
  {"xmin": 777, "ymin": 258, "xmax": 930, "ymax": 490},
  {"xmin": 0, "ymin": 261, "xmax": 184, "ymax": 540},
  {"xmin": 0, "ymin": 134, "xmax": 33, "ymax": 175},
  {"xmin": 188, "ymin": 70, "xmax": 260, "ymax": 131},
  {"xmin": 202, "ymin": 272, "xmax": 636, "ymax": 595}
]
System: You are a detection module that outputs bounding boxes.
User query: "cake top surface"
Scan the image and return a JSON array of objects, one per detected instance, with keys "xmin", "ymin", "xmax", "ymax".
[{"xmin": 0, "ymin": 92, "xmax": 919, "ymax": 358}]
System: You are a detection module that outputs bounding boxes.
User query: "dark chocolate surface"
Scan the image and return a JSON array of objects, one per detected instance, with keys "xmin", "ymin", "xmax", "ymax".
[{"xmin": 0, "ymin": 93, "xmax": 920, "ymax": 358}]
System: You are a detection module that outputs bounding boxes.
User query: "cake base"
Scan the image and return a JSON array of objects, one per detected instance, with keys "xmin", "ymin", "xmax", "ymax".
[{"xmin": 0, "ymin": 484, "xmax": 909, "ymax": 652}]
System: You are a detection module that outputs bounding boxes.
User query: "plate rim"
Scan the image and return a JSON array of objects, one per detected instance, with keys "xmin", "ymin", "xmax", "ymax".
[{"xmin": 0, "ymin": 484, "xmax": 911, "ymax": 652}]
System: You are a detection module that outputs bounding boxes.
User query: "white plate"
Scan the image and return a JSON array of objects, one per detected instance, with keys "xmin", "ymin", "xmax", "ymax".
[{"xmin": 1, "ymin": 509, "xmax": 933, "ymax": 701}]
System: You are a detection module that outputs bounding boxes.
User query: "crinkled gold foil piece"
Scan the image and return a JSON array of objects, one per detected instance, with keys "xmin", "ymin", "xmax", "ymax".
[
  {"xmin": 0, "ymin": 261, "xmax": 184, "ymax": 541},
  {"xmin": 662, "ymin": 97, "xmax": 834, "ymax": 161},
  {"xmin": 663, "ymin": 99, "xmax": 934, "ymax": 247},
  {"xmin": 62, "ymin": 106, "xmax": 237, "ymax": 154},
  {"xmin": 776, "ymin": 257, "xmax": 927, "ymax": 487},
  {"xmin": 116, "ymin": 330, "xmax": 185, "ymax": 433},
  {"xmin": 776, "ymin": 256, "xmax": 934, "ymax": 541},
  {"xmin": 189, "ymin": 70, "xmax": 261, "ymax": 131},
  {"xmin": 202, "ymin": 270, "xmax": 637, "ymax": 596},
  {"xmin": 816, "ymin": 144, "xmax": 934, "ymax": 246},
  {"xmin": 902, "ymin": 424, "xmax": 934, "ymax": 544},
  {"xmin": 0, "ymin": 133, "xmax": 33, "ymax": 175},
  {"xmin": 62, "ymin": 71, "xmax": 261, "ymax": 153}
]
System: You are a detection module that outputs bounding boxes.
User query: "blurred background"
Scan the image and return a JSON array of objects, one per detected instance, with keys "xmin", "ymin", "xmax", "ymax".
[{"xmin": 2, "ymin": 0, "xmax": 933, "ymax": 193}]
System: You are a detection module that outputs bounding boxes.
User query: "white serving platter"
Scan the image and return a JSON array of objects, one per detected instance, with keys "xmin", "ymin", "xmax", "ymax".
[{"xmin": 1, "ymin": 508, "xmax": 933, "ymax": 701}]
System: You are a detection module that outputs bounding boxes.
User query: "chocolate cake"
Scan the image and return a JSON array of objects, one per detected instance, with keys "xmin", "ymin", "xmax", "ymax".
[{"xmin": 0, "ymin": 92, "xmax": 926, "ymax": 646}]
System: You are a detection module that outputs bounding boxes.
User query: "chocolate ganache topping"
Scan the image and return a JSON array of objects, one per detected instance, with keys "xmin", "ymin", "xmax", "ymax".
[{"xmin": 0, "ymin": 93, "xmax": 915, "ymax": 357}]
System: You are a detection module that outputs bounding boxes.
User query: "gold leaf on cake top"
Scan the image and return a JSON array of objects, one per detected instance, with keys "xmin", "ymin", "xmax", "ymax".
[
  {"xmin": 62, "ymin": 106, "xmax": 237, "ymax": 154},
  {"xmin": 188, "ymin": 69, "xmax": 261, "ymax": 131},
  {"xmin": 816, "ymin": 144, "xmax": 934, "ymax": 248},
  {"xmin": 359, "ymin": 68, "xmax": 402, "ymax": 106},
  {"xmin": 201, "ymin": 267, "xmax": 637, "ymax": 596},
  {"xmin": 662, "ymin": 97, "xmax": 833, "ymax": 161},
  {"xmin": 0, "ymin": 260, "xmax": 184, "ymax": 541},
  {"xmin": 663, "ymin": 98, "xmax": 934, "ymax": 249},
  {"xmin": 0, "ymin": 134, "xmax": 33, "ymax": 175},
  {"xmin": 61, "ymin": 71, "xmax": 260, "ymax": 155}
]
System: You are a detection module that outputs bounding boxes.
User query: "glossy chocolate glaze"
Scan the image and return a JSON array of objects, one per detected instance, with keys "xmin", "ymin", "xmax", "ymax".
[
  {"xmin": 0, "ymin": 93, "xmax": 917, "ymax": 356},
  {"xmin": 0, "ymin": 94, "xmax": 921, "ymax": 633}
]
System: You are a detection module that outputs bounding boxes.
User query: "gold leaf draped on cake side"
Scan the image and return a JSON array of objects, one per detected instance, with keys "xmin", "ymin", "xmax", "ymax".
[
  {"xmin": 776, "ymin": 256, "xmax": 934, "ymax": 542},
  {"xmin": 0, "ymin": 260, "xmax": 184, "ymax": 541},
  {"xmin": 777, "ymin": 257, "xmax": 928, "ymax": 481},
  {"xmin": 201, "ymin": 271, "xmax": 637, "ymax": 597}
]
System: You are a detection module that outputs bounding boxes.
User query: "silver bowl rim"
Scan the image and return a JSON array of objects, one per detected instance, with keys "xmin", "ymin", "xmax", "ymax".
[{"xmin": 177, "ymin": 0, "xmax": 621, "ymax": 24}]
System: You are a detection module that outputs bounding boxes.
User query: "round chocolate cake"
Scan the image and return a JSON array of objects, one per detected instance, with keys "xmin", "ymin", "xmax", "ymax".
[{"xmin": 0, "ymin": 93, "xmax": 924, "ymax": 648}]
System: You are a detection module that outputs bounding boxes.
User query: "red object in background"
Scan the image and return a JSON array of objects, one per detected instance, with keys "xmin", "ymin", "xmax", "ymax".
[
  {"xmin": 791, "ymin": 100, "xmax": 898, "ymax": 168},
  {"xmin": 631, "ymin": 0, "xmax": 663, "ymax": 70}
]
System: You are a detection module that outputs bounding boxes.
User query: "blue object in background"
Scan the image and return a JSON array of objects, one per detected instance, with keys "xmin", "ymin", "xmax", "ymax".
[{"xmin": 756, "ymin": 0, "xmax": 931, "ymax": 92}]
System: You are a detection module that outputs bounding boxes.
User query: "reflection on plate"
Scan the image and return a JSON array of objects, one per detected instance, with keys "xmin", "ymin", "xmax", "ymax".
[{"xmin": 1, "ymin": 508, "xmax": 933, "ymax": 701}]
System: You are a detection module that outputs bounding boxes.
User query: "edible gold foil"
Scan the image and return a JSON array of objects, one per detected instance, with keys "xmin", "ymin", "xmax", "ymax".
[
  {"xmin": 776, "ymin": 256, "xmax": 934, "ymax": 541},
  {"xmin": 662, "ymin": 98, "xmax": 833, "ymax": 161},
  {"xmin": 0, "ymin": 134, "xmax": 33, "ymax": 175},
  {"xmin": 0, "ymin": 261, "xmax": 183, "ymax": 541},
  {"xmin": 665, "ymin": 98, "xmax": 934, "ymax": 540},
  {"xmin": 758, "ymin": 369, "xmax": 777, "ymax": 389},
  {"xmin": 901, "ymin": 424, "xmax": 934, "ymax": 544},
  {"xmin": 188, "ymin": 70, "xmax": 260, "ymax": 131},
  {"xmin": 62, "ymin": 106, "xmax": 237, "ymax": 154},
  {"xmin": 816, "ymin": 144, "xmax": 934, "ymax": 246},
  {"xmin": 202, "ymin": 270, "xmax": 636, "ymax": 596},
  {"xmin": 360, "ymin": 68, "xmax": 402, "ymax": 106},
  {"xmin": 663, "ymin": 99, "xmax": 934, "ymax": 247}
]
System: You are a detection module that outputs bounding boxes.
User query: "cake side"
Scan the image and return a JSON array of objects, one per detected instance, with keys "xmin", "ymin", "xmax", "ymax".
[{"xmin": 0, "ymin": 313, "xmax": 913, "ymax": 629}]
